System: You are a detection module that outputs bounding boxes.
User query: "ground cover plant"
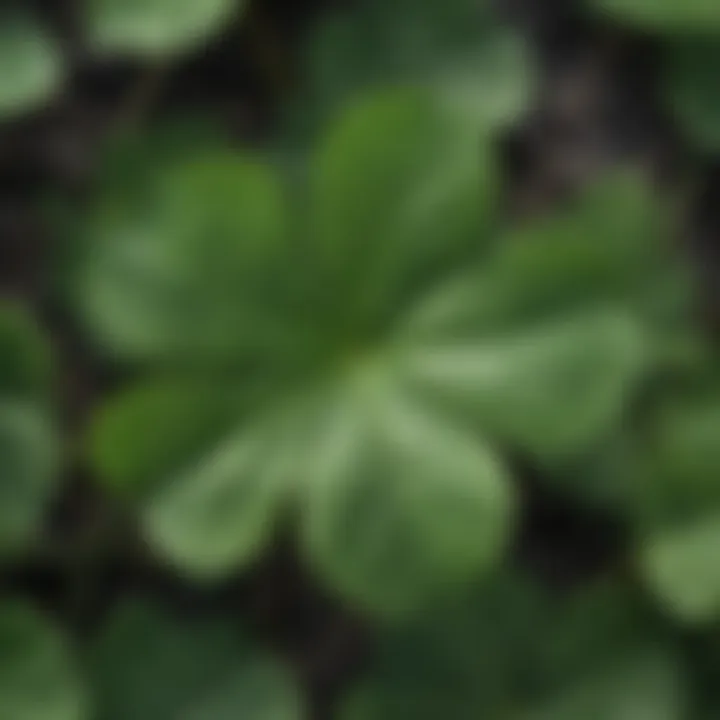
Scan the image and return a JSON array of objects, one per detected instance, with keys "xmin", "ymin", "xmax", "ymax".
[{"xmin": 1, "ymin": 0, "xmax": 720, "ymax": 717}]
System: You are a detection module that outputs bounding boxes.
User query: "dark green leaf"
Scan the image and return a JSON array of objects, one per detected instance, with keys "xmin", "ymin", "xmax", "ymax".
[
  {"xmin": 664, "ymin": 40, "xmax": 720, "ymax": 152},
  {"xmin": 290, "ymin": 0, "xmax": 531, "ymax": 142},
  {"xmin": 0, "ymin": 305, "xmax": 58, "ymax": 556},
  {"xmin": 0, "ymin": 602, "xmax": 88, "ymax": 720},
  {"xmin": 91, "ymin": 601, "xmax": 301, "ymax": 720},
  {"xmin": 341, "ymin": 577, "xmax": 685, "ymax": 719}
]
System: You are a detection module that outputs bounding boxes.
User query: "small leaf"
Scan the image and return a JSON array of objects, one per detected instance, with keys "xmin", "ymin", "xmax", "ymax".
[
  {"xmin": 85, "ymin": 0, "xmax": 246, "ymax": 56},
  {"xmin": 0, "ymin": 13, "xmax": 63, "ymax": 120},
  {"xmin": 0, "ymin": 403, "xmax": 58, "ymax": 553},
  {"xmin": 0, "ymin": 304, "xmax": 53, "ymax": 399},
  {"xmin": 591, "ymin": 0, "xmax": 720, "ymax": 32},
  {"xmin": 0, "ymin": 602, "xmax": 88, "ymax": 720},
  {"xmin": 290, "ymin": 0, "xmax": 531, "ymax": 142},
  {"xmin": 640, "ymin": 514, "xmax": 720, "ymax": 624},
  {"xmin": 0, "ymin": 305, "xmax": 58, "ymax": 556},
  {"xmin": 91, "ymin": 601, "xmax": 301, "ymax": 720},
  {"xmin": 664, "ymin": 40, "xmax": 720, "ymax": 152},
  {"xmin": 90, "ymin": 376, "xmax": 294, "ymax": 576}
]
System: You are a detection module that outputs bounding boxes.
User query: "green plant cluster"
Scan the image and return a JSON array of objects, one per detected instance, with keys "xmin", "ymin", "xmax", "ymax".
[{"xmin": 1, "ymin": 0, "xmax": 720, "ymax": 718}]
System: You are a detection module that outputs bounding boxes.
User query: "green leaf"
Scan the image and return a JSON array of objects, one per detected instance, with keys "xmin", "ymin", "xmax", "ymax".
[
  {"xmin": 79, "ymin": 155, "xmax": 292, "ymax": 364},
  {"xmin": 85, "ymin": 0, "xmax": 246, "ymax": 56},
  {"xmin": 303, "ymin": 387, "xmax": 514, "ymax": 616},
  {"xmin": 0, "ymin": 305, "xmax": 58, "ymax": 556},
  {"xmin": 91, "ymin": 601, "xmax": 301, "ymax": 720},
  {"xmin": 0, "ymin": 602, "xmax": 88, "ymax": 720},
  {"xmin": 523, "ymin": 650, "xmax": 684, "ymax": 720},
  {"xmin": 0, "ymin": 13, "xmax": 63, "ymax": 120},
  {"xmin": 636, "ymin": 393, "xmax": 720, "ymax": 525},
  {"xmin": 664, "ymin": 40, "xmax": 720, "ymax": 152},
  {"xmin": 80, "ymin": 90, "xmax": 667, "ymax": 615},
  {"xmin": 0, "ymin": 304, "xmax": 53, "ymax": 399},
  {"xmin": 309, "ymin": 89, "xmax": 497, "ymax": 327},
  {"xmin": 290, "ymin": 0, "xmax": 531, "ymax": 142},
  {"xmin": 341, "ymin": 577, "xmax": 685, "ymax": 720},
  {"xmin": 640, "ymin": 514, "xmax": 720, "ymax": 624},
  {"xmin": 628, "ymin": 389, "xmax": 720, "ymax": 623},
  {"xmin": 0, "ymin": 403, "xmax": 59, "ymax": 554},
  {"xmin": 401, "ymin": 308, "xmax": 647, "ymax": 460},
  {"xmin": 591, "ymin": 0, "xmax": 720, "ymax": 32}
]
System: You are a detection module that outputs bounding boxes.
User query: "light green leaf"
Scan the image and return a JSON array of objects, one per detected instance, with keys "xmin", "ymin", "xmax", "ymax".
[
  {"xmin": 90, "ymin": 375, "xmax": 303, "ymax": 577},
  {"xmin": 604, "ymin": 386, "xmax": 720, "ymax": 624},
  {"xmin": 91, "ymin": 601, "xmax": 301, "ymax": 720},
  {"xmin": 86, "ymin": 0, "xmax": 246, "ymax": 56},
  {"xmin": 640, "ymin": 514, "xmax": 720, "ymax": 624},
  {"xmin": 303, "ymin": 386, "xmax": 514, "ymax": 616},
  {"xmin": 0, "ymin": 14, "xmax": 63, "ymax": 119},
  {"xmin": 0, "ymin": 602, "xmax": 88, "ymax": 720},
  {"xmin": 402, "ymin": 307, "xmax": 647, "ymax": 459},
  {"xmin": 143, "ymin": 404, "xmax": 304, "ymax": 578}
]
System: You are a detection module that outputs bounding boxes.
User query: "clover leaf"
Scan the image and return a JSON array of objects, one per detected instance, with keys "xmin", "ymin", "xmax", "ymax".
[
  {"xmin": 0, "ymin": 13, "xmax": 64, "ymax": 120},
  {"xmin": 289, "ymin": 0, "xmax": 531, "ymax": 143},
  {"xmin": 635, "ymin": 388, "xmax": 720, "ymax": 623},
  {"xmin": 85, "ymin": 0, "xmax": 246, "ymax": 57},
  {"xmin": 79, "ymin": 89, "xmax": 658, "ymax": 616},
  {"xmin": 591, "ymin": 0, "xmax": 720, "ymax": 32},
  {"xmin": 341, "ymin": 576, "xmax": 685, "ymax": 720},
  {"xmin": 0, "ymin": 304, "xmax": 59, "ymax": 557},
  {"xmin": 90, "ymin": 601, "xmax": 301, "ymax": 720},
  {"xmin": 0, "ymin": 602, "xmax": 88, "ymax": 720}
]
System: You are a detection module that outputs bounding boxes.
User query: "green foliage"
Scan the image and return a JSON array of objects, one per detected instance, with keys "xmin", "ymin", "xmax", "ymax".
[
  {"xmin": 633, "ymin": 387, "xmax": 720, "ymax": 623},
  {"xmin": 289, "ymin": 0, "xmax": 531, "ymax": 142},
  {"xmin": 664, "ymin": 40, "xmax": 720, "ymax": 152},
  {"xmin": 0, "ymin": 13, "xmax": 64, "ymax": 120},
  {"xmin": 0, "ymin": 305, "xmax": 58, "ymax": 557},
  {"xmin": 0, "ymin": 602, "xmax": 88, "ymax": 720},
  {"xmin": 591, "ymin": 0, "xmax": 720, "ymax": 32},
  {"xmin": 2, "ymin": 0, "xmax": 720, "ymax": 715},
  {"xmin": 90, "ymin": 601, "xmax": 301, "ymax": 719},
  {"xmin": 341, "ymin": 576, "xmax": 685, "ymax": 719},
  {"xmin": 85, "ymin": 0, "xmax": 247, "ymax": 56},
  {"xmin": 73, "ymin": 88, "xmax": 686, "ymax": 617}
]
